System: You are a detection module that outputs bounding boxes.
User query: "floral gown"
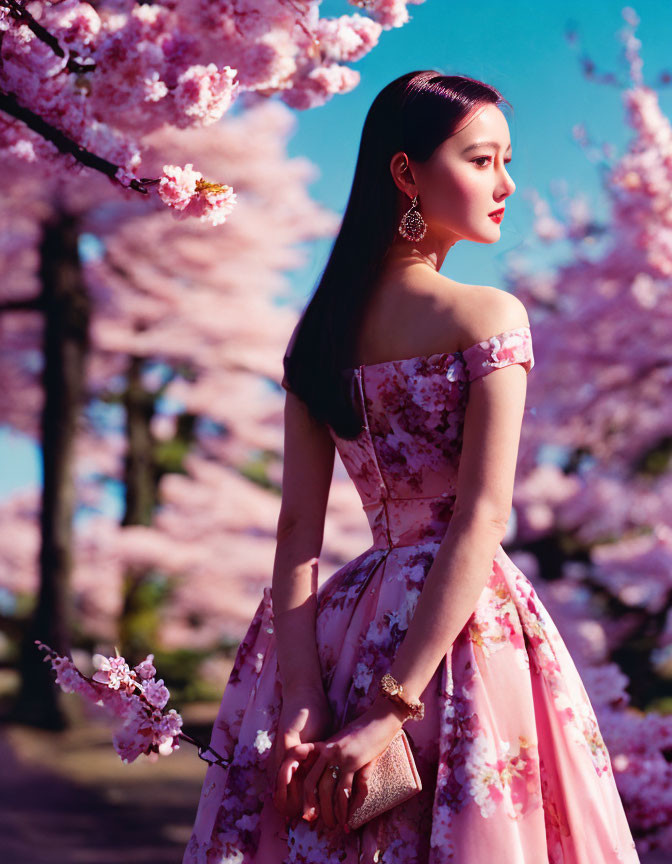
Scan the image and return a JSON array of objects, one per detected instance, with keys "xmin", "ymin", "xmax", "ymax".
[{"xmin": 182, "ymin": 326, "xmax": 640, "ymax": 864}]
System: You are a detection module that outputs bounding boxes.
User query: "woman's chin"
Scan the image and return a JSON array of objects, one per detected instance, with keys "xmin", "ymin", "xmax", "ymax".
[{"xmin": 471, "ymin": 231, "xmax": 500, "ymax": 245}]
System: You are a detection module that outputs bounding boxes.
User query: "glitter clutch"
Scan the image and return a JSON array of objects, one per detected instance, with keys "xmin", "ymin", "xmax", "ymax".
[{"xmin": 346, "ymin": 728, "xmax": 422, "ymax": 830}]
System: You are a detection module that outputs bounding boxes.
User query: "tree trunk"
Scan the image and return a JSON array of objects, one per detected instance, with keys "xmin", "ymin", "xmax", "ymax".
[
  {"xmin": 117, "ymin": 359, "xmax": 197, "ymax": 663},
  {"xmin": 11, "ymin": 205, "xmax": 91, "ymax": 729},
  {"xmin": 118, "ymin": 355, "xmax": 160, "ymax": 661}
]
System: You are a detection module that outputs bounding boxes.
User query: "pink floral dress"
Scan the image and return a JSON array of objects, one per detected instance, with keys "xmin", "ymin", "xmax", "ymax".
[{"xmin": 182, "ymin": 326, "xmax": 640, "ymax": 864}]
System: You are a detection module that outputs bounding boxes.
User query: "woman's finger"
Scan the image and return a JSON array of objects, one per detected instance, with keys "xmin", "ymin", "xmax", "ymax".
[
  {"xmin": 335, "ymin": 770, "xmax": 355, "ymax": 829},
  {"xmin": 273, "ymin": 756, "xmax": 299, "ymax": 811},
  {"xmin": 274, "ymin": 743, "xmax": 314, "ymax": 810},
  {"xmin": 273, "ymin": 728, "xmax": 296, "ymax": 781},
  {"xmin": 286, "ymin": 747, "xmax": 321, "ymax": 819},
  {"xmin": 347, "ymin": 766, "xmax": 371, "ymax": 816},
  {"xmin": 301, "ymin": 743, "xmax": 330, "ymax": 818},
  {"xmin": 317, "ymin": 766, "xmax": 340, "ymax": 829},
  {"xmin": 273, "ymin": 750, "xmax": 296, "ymax": 809},
  {"xmin": 286, "ymin": 770, "xmax": 304, "ymax": 816}
]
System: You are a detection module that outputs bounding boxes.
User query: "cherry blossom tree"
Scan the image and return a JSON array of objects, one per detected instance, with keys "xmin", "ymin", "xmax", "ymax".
[
  {"xmin": 0, "ymin": 97, "xmax": 366, "ymax": 726},
  {"xmin": 0, "ymin": 0, "xmax": 426, "ymax": 223},
  {"xmin": 503, "ymin": 10, "xmax": 672, "ymax": 851}
]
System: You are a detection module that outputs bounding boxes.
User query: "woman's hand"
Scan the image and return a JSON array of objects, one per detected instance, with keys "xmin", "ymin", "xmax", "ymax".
[
  {"xmin": 293, "ymin": 693, "xmax": 407, "ymax": 832},
  {"xmin": 272, "ymin": 682, "xmax": 334, "ymax": 821}
]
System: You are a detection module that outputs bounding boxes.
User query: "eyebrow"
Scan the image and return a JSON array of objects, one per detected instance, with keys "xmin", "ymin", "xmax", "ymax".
[{"xmin": 462, "ymin": 140, "xmax": 513, "ymax": 154}]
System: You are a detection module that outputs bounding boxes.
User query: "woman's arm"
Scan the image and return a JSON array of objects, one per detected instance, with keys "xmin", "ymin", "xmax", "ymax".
[
  {"xmin": 272, "ymin": 388, "xmax": 336, "ymax": 695},
  {"xmin": 272, "ymin": 536, "xmax": 323, "ymax": 693},
  {"xmin": 387, "ymin": 353, "xmax": 529, "ymax": 706}
]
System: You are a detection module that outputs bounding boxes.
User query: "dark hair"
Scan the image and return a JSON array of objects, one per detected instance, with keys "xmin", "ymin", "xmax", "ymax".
[{"xmin": 282, "ymin": 69, "xmax": 511, "ymax": 440}]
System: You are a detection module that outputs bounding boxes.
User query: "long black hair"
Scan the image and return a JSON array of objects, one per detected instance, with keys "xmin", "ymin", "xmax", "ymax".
[{"xmin": 282, "ymin": 70, "xmax": 511, "ymax": 440}]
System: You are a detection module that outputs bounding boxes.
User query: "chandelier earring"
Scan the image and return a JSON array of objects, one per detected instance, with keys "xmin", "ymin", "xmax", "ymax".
[{"xmin": 398, "ymin": 194, "xmax": 427, "ymax": 242}]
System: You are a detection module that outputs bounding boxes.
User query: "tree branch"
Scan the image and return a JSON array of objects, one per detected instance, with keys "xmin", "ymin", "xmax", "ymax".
[{"xmin": 0, "ymin": 90, "xmax": 160, "ymax": 194}]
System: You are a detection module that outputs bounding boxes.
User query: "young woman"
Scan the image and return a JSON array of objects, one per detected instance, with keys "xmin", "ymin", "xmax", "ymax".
[{"xmin": 182, "ymin": 70, "xmax": 640, "ymax": 863}]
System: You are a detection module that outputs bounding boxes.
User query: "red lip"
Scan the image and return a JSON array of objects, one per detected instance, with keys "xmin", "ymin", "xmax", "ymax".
[{"xmin": 489, "ymin": 208, "xmax": 505, "ymax": 216}]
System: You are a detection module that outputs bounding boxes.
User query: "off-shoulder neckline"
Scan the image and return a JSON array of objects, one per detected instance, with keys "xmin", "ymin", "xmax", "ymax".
[{"xmin": 343, "ymin": 324, "xmax": 531, "ymax": 373}]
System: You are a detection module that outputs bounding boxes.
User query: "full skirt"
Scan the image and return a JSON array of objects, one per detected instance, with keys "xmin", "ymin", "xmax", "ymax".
[{"xmin": 182, "ymin": 542, "xmax": 640, "ymax": 864}]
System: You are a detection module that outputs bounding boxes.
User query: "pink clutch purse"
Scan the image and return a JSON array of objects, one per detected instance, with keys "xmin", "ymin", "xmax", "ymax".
[{"xmin": 346, "ymin": 727, "xmax": 422, "ymax": 830}]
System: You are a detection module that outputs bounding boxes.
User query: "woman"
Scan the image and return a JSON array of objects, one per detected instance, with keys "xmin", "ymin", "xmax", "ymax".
[{"xmin": 182, "ymin": 70, "xmax": 640, "ymax": 863}]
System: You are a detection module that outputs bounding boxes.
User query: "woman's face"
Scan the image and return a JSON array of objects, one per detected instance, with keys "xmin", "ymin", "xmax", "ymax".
[{"xmin": 408, "ymin": 103, "xmax": 515, "ymax": 245}]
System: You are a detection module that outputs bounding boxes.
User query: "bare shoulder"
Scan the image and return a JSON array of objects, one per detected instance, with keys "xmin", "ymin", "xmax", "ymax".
[
  {"xmin": 452, "ymin": 284, "xmax": 530, "ymax": 350},
  {"xmin": 411, "ymin": 277, "xmax": 529, "ymax": 351},
  {"xmin": 360, "ymin": 271, "xmax": 528, "ymax": 363}
]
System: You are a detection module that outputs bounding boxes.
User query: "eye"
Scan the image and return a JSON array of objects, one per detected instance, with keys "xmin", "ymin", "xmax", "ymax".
[{"xmin": 472, "ymin": 156, "xmax": 513, "ymax": 167}]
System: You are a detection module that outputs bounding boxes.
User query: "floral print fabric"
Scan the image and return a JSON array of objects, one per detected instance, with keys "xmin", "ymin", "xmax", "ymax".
[{"xmin": 182, "ymin": 326, "xmax": 640, "ymax": 863}]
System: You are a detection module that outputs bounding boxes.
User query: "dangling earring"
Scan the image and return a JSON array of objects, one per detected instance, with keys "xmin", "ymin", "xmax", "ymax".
[{"xmin": 398, "ymin": 194, "xmax": 427, "ymax": 241}]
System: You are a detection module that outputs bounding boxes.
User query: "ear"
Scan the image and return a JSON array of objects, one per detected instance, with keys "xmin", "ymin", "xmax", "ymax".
[{"xmin": 389, "ymin": 150, "xmax": 417, "ymax": 198}]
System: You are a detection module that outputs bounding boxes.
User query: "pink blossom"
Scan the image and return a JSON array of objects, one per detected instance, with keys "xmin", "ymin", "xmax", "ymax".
[
  {"xmin": 158, "ymin": 163, "xmax": 237, "ymax": 225},
  {"xmin": 112, "ymin": 701, "xmax": 183, "ymax": 764},
  {"xmin": 36, "ymin": 642, "xmax": 235, "ymax": 769},
  {"xmin": 47, "ymin": 652, "xmax": 99, "ymax": 699},
  {"xmin": 315, "ymin": 14, "xmax": 382, "ymax": 63},
  {"xmin": 36, "ymin": 641, "xmax": 188, "ymax": 763},
  {"xmin": 143, "ymin": 678, "xmax": 170, "ymax": 710},
  {"xmin": 157, "ymin": 163, "xmax": 203, "ymax": 210},
  {"xmin": 134, "ymin": 653, "xmax": 157, "ymax": 680},
  {"xmin": 174, "ymin": 63, "xmax": 240, "ymax": 127},
  {"xmin": 91, "ymin": 651, "xmax": 137, "ymax": 692}
]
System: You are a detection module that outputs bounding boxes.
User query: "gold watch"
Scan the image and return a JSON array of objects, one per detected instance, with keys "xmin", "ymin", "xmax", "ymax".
[{"xmin": 379, "ymin": 672, "xmax": 425, "ymax": 721}]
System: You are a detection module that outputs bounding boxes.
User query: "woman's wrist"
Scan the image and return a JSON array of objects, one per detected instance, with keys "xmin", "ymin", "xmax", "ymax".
[{"xmin": 370, "ymin": 690, "xmax": 408, "ymax": 728}]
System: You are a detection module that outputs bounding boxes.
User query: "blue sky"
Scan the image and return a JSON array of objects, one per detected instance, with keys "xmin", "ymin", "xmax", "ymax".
[
  {"xmin": 2, "ymin": 0, "xmax": 671, "ymax": 498},
  {"xmin": 287, "ymin": 0, "xmax": 672, "ymax": 298}
]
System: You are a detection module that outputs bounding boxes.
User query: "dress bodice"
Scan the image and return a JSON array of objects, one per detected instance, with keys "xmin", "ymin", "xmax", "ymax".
[{"xmin": 329, "ymin": 326, "xmax": 534, "ymax": 549}]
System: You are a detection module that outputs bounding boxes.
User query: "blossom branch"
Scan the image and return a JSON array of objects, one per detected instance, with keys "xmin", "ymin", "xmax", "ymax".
[
  {"xmin": 0, "ymin": 89, "xmax": 159, "ymax": 193},
  {"xmin": 0, "ymin": 90, "xmax": 236, "ymax": 223},
  {"xmin": 177, "ymin": 730, "xmax": 233, "ymax": 768},
  {"xmin": 34, "ymin": 640, "xmax": 232, "ymax": 767}
]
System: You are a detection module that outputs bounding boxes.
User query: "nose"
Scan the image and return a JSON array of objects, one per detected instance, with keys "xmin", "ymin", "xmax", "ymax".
[
  {"xmin": 497, "ymin": 174, "xmax": 515, "ymax": 200},
  {"xmin": 502, "ymin": 165, "xmax": 515, "ymax": 196}
]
